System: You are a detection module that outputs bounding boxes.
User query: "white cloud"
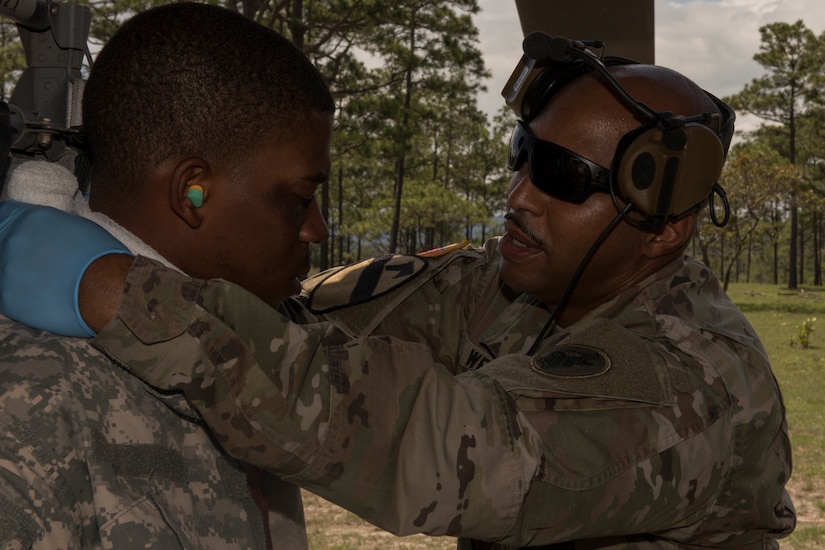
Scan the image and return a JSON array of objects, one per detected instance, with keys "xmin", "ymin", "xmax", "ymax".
[
  {"xmin": 475, "ymin": 0, "xmax": 825, "ymax": 127},
  {"xmin": 472, "ymin": 1, "xmax": 523, "ymax": 117}
]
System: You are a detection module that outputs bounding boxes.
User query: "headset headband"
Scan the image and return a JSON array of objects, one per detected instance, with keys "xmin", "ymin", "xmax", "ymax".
[{"xmin": 502, "ymin": 32, "xmax": 735, "ymax": 157}]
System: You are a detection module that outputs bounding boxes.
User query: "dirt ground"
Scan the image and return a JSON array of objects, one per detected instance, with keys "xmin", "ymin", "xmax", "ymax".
[
  {"xmin": 786, "ymin": 477, "xmax": 825, "ymax": 527},
  {"xmin": 302, "ymin": 480, "xmax": 824, "ymax": 549}
]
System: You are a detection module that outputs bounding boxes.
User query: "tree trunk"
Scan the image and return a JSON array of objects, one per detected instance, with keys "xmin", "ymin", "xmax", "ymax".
[
  {"xmin": 789, "ymin": 204, "xmax": 798, "ymax": 288},
  {"xmin": 337, "ymin": 167, "xmax": 345, "ymax": 265},
  {"xmin": 799, "ymin": 215, "xmax": 805, "ymax": 286},
  {"xmin": 773, "ymin": 240, "xmax": 779, "ymax": 285},
  {"xmin": 388, "ymin": 23, "xmax": 417, "ymax": 253},
  {"xmin": 288, "ymin": 0, "xmax": 305, "ymax": 50},
  {"xmin": 319, "ymin": 170, "xmax": 331, "ymax": 271},
  {"xmin": 815, "ymin": 212, "xmax": 822, "ymax": 286}
]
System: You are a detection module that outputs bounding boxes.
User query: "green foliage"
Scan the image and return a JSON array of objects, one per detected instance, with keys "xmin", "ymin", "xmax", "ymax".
[
  {"xmin": 726, "ymin": 20, "xmax": 825, "ymax": 129},
  {"xmin": 791, "ymin": 317, "xmax": 817, "ymax": 349},
  {"xmin": 84, "ymin": 0, "xmax": 175, "ymax": 45},
  {"xmin": 696, "ymin": 142, "xmax": 803, "ymax": 289},
  {"xmin": 340, "ymin": 0, "xmax": 493, "ymax": 253},
  {"xmin": 708, "ymin": 19, "xmax": 825, "ymax": 291},
  {"xmin": 308, "ymin": 0, "xmax": 504, "ymax": 258},
  {"xmin": 0, "ymin": 21, "xmax": 24, "ymax": 101}
]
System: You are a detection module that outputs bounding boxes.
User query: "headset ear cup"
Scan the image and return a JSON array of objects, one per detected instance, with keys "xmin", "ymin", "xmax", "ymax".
[
  {"xmin": 613, "ymin": 126, "xmax": 668, "ymax": 217},
  {"xmin": 669, "ymin": 124, "xmax": 725, "ymax": 214},
  {"xmin": 612, "ymin": 123, "xmax": 725, "ymax": 219}
]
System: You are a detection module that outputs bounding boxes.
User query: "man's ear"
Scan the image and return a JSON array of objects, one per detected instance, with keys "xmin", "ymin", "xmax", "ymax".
[
  {"xmin": 644, "ymin": 214, "xmax": 696, "ymax": 259},
  {"xmin": 169, "ymin": 157, "xmax": 211, "ymax": 229}
]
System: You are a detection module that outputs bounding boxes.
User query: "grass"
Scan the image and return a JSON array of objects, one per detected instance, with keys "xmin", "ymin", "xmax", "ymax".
[{"xmin": 304, "ymin": 282, "xmax": 825, "ymax": 549}]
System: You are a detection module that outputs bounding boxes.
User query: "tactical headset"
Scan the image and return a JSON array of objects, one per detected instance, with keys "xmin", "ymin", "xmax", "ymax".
[{"xmin": 502, "ymin": 32, "xmax": 734, "ymax": 227}]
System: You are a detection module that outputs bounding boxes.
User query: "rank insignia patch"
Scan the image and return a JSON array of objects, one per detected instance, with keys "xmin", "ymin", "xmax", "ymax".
[
  {"xmin": 417, "ymin": 240, "xmax": 470, "ymax": 258},
  {"xmin": 531, "ymin": 345, "xmax": 611, "ymax": 378},
  {"xmin": 306, "ymin": 254, "xmax": 428, "ymax": 313}
]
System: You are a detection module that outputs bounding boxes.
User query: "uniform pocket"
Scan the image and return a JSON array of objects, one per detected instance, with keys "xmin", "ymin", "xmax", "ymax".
[{"xmin": 99, "ymin": 494, "xmax": 184, "ymax": 550}]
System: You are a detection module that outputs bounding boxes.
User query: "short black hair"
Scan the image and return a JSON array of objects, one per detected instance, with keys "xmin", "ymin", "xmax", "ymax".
[{"xmin": 83, "ymin": 2, "xmax": 335, "ymax": 201}]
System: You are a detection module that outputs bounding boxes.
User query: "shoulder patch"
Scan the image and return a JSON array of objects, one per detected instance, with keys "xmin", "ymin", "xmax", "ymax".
[
  {"xmin": 531, "ymin": 344, "xmax": 611, "ymax": 378},
  {"xmin": 417, "ymin": 240, "xmax": 470, "ymax": 258},
  {"xmin": 306, "ymin": 254, "xmax": 428, "ymax": 314}
]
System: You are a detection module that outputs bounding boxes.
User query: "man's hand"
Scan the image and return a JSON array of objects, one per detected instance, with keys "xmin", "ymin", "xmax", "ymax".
[{"xmin": 0, "ymin": 200, "xmax": 133, "ymax": 336}]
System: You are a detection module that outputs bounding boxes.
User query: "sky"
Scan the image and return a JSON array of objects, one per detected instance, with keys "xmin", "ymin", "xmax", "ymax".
[{"xmin": 473, "ymin": 0, "xmax": 825, "ymax": 132}]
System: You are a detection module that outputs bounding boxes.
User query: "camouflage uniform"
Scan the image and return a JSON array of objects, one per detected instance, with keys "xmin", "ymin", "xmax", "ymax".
[
  {"xmin": 0, "ymin": 311, "xmax": 312, "ymax": 549},
  {"xmin": 299, "ymin": 240, "xmax": 552, "ymax": 373},
  {"xmin": 90, "ymin": 240, "xmax": 795, "ymax": 549}
]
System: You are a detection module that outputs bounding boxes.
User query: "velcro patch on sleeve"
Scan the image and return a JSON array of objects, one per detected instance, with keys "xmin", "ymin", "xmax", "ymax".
[
  {"xmin": 482, "ymin": 319, "xmax": 672, "ymax": 406},
  {"xmin": 530, "ymin": 319, "xmax": 671, "ymax": 405},
  {"xmin": 306, "ymin": 254, "xmax": 428, "ymax": 314}
]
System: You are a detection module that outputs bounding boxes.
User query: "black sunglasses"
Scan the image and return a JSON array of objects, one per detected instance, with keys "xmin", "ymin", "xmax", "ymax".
[{"xmin": 507, "ymin": 120, "xmax": 611, "ymax": 203}]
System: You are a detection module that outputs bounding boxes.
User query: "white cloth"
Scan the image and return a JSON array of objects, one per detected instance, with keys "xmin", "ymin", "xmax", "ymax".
[{"xmin": 5, "ymin": 160, "xmax": 177, "ymax": 270}]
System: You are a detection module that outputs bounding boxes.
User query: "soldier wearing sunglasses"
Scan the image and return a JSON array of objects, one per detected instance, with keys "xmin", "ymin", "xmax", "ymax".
[{"xmin": 0, "ymin": 34, "xmax": 795, "ymax": 549}]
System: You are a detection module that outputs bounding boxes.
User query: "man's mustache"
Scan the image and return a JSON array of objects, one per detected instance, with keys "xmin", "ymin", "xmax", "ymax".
[{"xmin": 504, "ymin": 211, "xmax": 545, "ymax": 247}]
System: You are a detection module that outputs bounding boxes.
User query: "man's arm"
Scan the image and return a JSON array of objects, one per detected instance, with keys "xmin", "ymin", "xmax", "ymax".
[
  {"xmin": 77, "ymin": 253, "xmax": 133, "ymax": 333},
  {"xmin": 91, "ymin": 256, "xmax": 533, "ymax": 542},
  {"xmin": 0, "ymin": 200, "xmax": 132, "ymax": 336},
  {"xmin": 90, "ymin": 257, "xmax": 750, "ymax": 546}
]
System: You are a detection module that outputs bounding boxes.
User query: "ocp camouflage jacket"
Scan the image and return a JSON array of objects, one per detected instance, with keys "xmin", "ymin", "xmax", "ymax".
[{"xmin": 91, "ymin": 240, "xmax": 795, "ymax": 549}]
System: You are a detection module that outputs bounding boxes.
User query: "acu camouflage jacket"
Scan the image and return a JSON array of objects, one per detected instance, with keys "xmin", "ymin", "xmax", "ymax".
[
  {"xmin": 90, "ymin": 240, "xmax": 795, "ymax": 549},
  {"xmin": 0, "ymin": 314, "xmax": 309, "ymax": 549}
]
